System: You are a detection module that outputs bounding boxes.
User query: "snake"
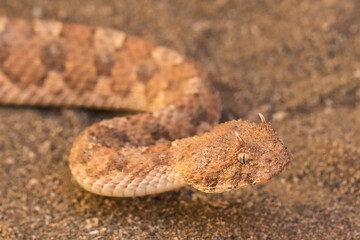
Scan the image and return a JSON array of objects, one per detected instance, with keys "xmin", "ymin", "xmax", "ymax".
[{"xmin": 0, "ymin": 17, "xmax": 291, "ymax": 197}]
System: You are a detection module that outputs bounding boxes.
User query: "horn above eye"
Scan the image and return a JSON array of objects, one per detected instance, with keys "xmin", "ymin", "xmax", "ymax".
[
  {"xmin": 258, "ymin": 113, "xmax": 267, "ymax": 127},
  {"xmin": 234, "ymin": 131, "xmax": 245, "ymax": 147}
]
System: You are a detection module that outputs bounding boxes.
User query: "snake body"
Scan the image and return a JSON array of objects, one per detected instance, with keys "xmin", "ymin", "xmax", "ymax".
[{"xmin": 0, "ymin": 17, "xmax": 290, "ymax": 197}]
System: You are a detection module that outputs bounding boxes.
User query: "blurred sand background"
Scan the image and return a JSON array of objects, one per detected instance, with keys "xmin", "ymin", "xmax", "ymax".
[{"xmin": 0, "ymin": 0, "xmax": 359, "ymax": 239}]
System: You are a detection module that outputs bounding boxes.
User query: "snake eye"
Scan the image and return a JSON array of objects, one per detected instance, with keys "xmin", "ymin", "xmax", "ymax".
[{"xmin": 237, "ymin": 153, "xmax": 250, "ymax": 164}]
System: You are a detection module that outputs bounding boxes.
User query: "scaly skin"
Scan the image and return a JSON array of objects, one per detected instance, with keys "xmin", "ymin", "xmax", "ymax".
[{"xmin": 0, "ymin": 17, "xmax": 290, "ymax": 197}]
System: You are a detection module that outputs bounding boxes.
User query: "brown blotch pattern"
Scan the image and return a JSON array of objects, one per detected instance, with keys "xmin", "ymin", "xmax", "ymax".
[
  {"xmin": 40, "ymin": 41, "xmax": 66, "ymax": 72},
  {"xmin": 88, "ymin": 124, "xmax": 130, "ymax": 148},
  {"xmin": 135, "ymin": 63, "xmax": 158, "ymax": 83},
  {"xmin": 59, "ymin": 23, "xmax": 94, "ymax": 46},
  {"xmin": 110, "ymin": 36, "xmax": 155, "ymax": 94},
  {"xmin": 94, "ymin": 52, "xmax": 114, "ymax": 77},
  {"xmin": 1, "ymin": 41, "xmax": 47, "ymax": 87},
  {"xmin": 0, "ymin": 39, "xmax": 9, "ymax": 66}
]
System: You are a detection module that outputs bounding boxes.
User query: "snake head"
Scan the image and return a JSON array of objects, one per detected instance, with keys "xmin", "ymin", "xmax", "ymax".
[
  {"xmin": 229, "ymin": 113, "xmax": 291, "ymax": 188},
  {"xmin": 173, "ymin": 113, "xmax": 291, "ymax": 193}
]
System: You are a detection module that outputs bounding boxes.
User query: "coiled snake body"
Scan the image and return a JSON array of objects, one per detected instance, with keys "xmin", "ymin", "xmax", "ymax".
[{"xmin": 0, "ymin": 17, "xmax": 290, "ymax": 197}]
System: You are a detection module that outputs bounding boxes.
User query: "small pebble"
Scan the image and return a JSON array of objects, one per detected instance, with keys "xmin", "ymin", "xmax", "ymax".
[
  {"xmin": 272, "ymin": 111, "xmax": 288, "ymax": 121},
  {"xmin": 89, "ymin": 230, "xmax": 99, "ymax": 235}
]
